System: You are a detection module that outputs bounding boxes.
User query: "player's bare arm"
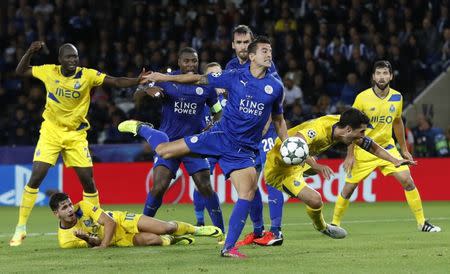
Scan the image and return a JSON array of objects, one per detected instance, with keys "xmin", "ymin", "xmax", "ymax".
[
  {"xmin": 15, "ymin": 41, "xmax": 46, "ymax": 77},
  {"xmin": 73, "ymin": 229, "xmax": 101, "ymax": 247},
  {"xmin": 295, "ymin": 133, "xmax": 334, "ymax": 179},
  {"xmin": 354, "ymin": 137, "xmax": 417, "ymax": 167},
  {"xmin": 103, "ymin": 68, "xmax": 151, "ymax": 88},
  {"xmin": 393, "ymin": 117, "xmax": 413, "ymax": 161},
  {"xmin": 145, "ymin": 72, "xmax": 207, "ymax": 85},
  {"xmin": 343, "ymin": 143, "xmax": 355, "ymax": 173},
  {"xmin": 272, "ymin": 113, "xmax": 288, "ymax": 142},
  {"xmin": 93, "ymin": 212, "xmax": 117, "ymax": 248}
]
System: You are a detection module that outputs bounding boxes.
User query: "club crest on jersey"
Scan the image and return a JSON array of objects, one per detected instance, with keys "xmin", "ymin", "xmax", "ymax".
[
  {"xmin": 190, "ymin": 136, "xmax": 199, "ymax": 143},
  {"xmin": 83, "ymin": 219, "xmax": 93, "ymax": 227},
  {"xmin": 74, "ymin": 81, "xmax": 81, "ymax": 89},
  {"xmin": 264, "ymin": 85, "xmax": 273, "ymax": 94},
  {"xmin": 195, "ymin": 87, "xmax": 204, "ymax": 95},
  {"xmin": 307, "ymin": 129, "xmax": 317, "ymax": 138},
  {"xmin": 211, "ymin": 72, "xmax": 221, "ymax": 77},
  {"xmin": 389, "ymin": 104, "xmax": 395, "ymax": 113}
]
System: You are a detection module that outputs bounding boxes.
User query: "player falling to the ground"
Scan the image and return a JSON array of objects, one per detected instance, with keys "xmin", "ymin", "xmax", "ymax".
[
  {"xmin": 49, "ymin": 192, "xmax": 221, "ymax": 248},
  {"xmin": 331, "ymin": 61, "xmax": 441, "ymax": 232},
  {"xmin": 225, "ymin": 24, "xmax": 286, "ymax": 247},
  {"xmin": 119, "ymin": 36, "xmax": 289, "ymax": 258},
  {"xmin": 10, "ymin": 41, "xmax": 151, "ymax": 247},
  {"xmin": 134, "ymin": 47, "xmax": 225, "ymax": 237},
  {"xmin": 265, "ymin": 108, "xmax": 416, "ymax": 238}
]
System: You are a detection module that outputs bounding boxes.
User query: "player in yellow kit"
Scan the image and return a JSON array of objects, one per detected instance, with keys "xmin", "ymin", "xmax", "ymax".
[
  {"xmin": 331, "ymin": 61, "xmax": 441, "ymax": 232},
  {"xmin": 49, "ymin": 192, "xmax": 222, "ymax": 248},
  {"xmin": 265, "ymin": 108, "xmax": 416, "ymax": 239},
  {"xmin": 10, "ymin": 41, "xmax": 151, "ymax": 246}
]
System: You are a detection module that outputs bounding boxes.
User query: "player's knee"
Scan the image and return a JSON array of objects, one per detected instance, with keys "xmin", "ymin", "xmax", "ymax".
[
  {"xmin": 309, "ymin": 193, "xmax": 323, "ymax": 209},
  {"xmin": 196, "ymin": 183, "xmax": 214, "ymax": 197}
]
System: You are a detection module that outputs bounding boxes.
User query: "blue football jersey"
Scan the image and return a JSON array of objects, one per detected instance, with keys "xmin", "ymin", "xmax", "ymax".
[
  {"xmin": 207, "ymin": 68, "xmax": 284, "ymax": 150},
  {"xmin": 157, "ymin": 71, "xmax": 218, "ymax": 141}
]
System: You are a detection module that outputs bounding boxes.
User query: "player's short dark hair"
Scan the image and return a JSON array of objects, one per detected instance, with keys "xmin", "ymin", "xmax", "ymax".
[
  {"xmin": 337, "ymin": 107, "xmax": 370, "ymax": 129},
  {"xmin": 49, "ymin": 192, "xmax": 69, "ymax": 211},
  {"xmin": 232, "ymin": 25, "xmax": 254, "ymax": 40},
  {"xmin": 373, "ymin": 60, "xmax": 392, "ymax": 74},
  {"xmin": 178, "ymin": 47, "xmax": 197, "ymax": 57},
  {"xmin": 248, "ymin": 36, "xmax": 271, "ymax": 55}
]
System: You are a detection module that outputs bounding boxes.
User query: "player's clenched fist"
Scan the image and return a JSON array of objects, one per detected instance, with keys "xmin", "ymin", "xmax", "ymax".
[{"xmin": 27, "ymin": 41, "xmax": 45, "ymax": 54}]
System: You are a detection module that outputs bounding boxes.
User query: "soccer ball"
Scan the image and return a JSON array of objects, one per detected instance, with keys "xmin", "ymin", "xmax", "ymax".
[{"xmin": 280, "ymin": 137, "xmax": 309, "ymax": 165}]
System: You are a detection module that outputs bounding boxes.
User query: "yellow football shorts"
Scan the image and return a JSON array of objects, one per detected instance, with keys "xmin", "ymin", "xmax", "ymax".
[
  {"xmin": 33, "ymin": 120, "xmax": 92, "ymax": 167},
  {"xmin": 109, "ymin": 211, "xmax": 142, "ymax": 247},
  {"xmin": 346, "ymin": 146, "xmax": 409, "ymax": 183},
  {"xmin": 264, "ymin": 152, "xmax": 310, "ymax": 197}
]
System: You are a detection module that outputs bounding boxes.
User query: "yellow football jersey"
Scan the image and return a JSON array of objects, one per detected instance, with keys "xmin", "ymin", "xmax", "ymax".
[
  {"xmin": 268, "ymin": 115, "xmax": 340, "ymax": 168},
  {"xmin": 32, "ymin": 65, "xmax": 106, "ymax": 131},
  {"xmin": 57, "ymin": 200, "xmax": 104, "ymax": 248},
  {"xmin": 352, "ymin": 88, "xmax": 403, "ymax": 148}
]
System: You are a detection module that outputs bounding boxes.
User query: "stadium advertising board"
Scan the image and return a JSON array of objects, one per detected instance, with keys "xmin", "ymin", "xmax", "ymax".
[
  {"xmin": 0, "ymin": 164, "xmax": 62, "ymax": 206},
  {"xmin": 62, "ymin": 158, "xmax": 450, "ymax": 204}
]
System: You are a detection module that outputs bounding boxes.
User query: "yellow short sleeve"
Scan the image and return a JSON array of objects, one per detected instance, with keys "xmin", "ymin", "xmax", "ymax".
[
  {"xmin": 78, "ymin": 200, "xmax": 104, "ymax": 222},
  {"xmin": 396, "ymin": 95, "xmax": 403, "ymax": 118},
  {"xmin": 85, "ymin": 68, "xmax": 106, "ymax": 87},
  {"xmin": 31, "ymin": 64, "xmax": 55, "ymax": 81},
  {"xmin": 352, "ymin": 94, "xmax": 362, "ymax": 110}
]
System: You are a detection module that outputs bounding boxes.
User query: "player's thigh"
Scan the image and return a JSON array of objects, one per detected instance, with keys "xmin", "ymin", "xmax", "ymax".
[
  {"xmin": 33, "ymin": 126, "xmax": 63, "ymax": 165},
  {"xmin": 380, "ymin": 149, "xmax": 411, "ymax": 181},
  {"xmin": 297, "ymin": 184, "xmax": 322, "ymax": 208},
  {"xmin": 229, "ymin": 167, "xmax": 258, "ymax": 200},
  {"xmin": 156, "ymin": 138, "xmax": 191, "ymax": 159},
  {"xmin": 133, "ymin": 232, "xmax": 162, "ymax": 246},
  {"xmin": 61, "ymin": 131, "xmax": 92, "ymax": 167},
  {"xmin": 136, "ymin": 214, "xmax": 175, "ymax": 235},
  {"xmin": 390, "ymin": 169, "xmax": 415, "ymax": 189}
]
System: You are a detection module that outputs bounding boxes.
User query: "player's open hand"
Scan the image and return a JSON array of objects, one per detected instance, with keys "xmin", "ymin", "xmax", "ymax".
[
  {"xmin": 28, "ymin": 41, "xmax": 45, "ymax": 54},
  {"xmin": 144, "ymin": 72, "xmax": 166, "ymax": 83},
  {"xmin": 313, "ymin": 164, "xmax": 334, "ymax": 180},
  {"xmin": 401, "ymin": 150, "xmax": 414, "ymax": 161},
  {"xmin": 145, "ymin": 86, "xmax": 164, "ymax": 98},
  {"xmin": 138, "ymin": 68, "xmax": 152, "ymax": 84},
  {"xmin": 394, "ymin": 158, "xmax": 417, "ymax": 167}
]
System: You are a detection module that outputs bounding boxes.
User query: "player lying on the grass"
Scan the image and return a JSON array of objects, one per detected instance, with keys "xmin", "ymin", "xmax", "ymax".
[
  {"xmin": 49, "ymin": 192, "xmax": 222, "ymax": 248},
  {"xmin": 264, "ymin": 108, "xmax": 416, "ymax": 239}
]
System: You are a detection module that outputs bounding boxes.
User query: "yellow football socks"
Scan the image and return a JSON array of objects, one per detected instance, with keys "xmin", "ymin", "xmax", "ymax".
[
  {"xmin": 404, "ymin": 188, "xmax": 425, "ymax": 226},
  {"xmin": 173, "ymin": 221, "xmax": 195, "ymax": 235},
  {"xmin": 160, "ymin": 235, "xmax": 173, "ymax": 246},
  {"xmin": 83, "ymin": 191, "xmax": 100, "ymax": 206},
  {"xmin": 332, "ymin": 194, "xmax": 350, "ymax": 226},
  {"xmin": 306, "ymin": 205, "xmax": 327, "ymax": 231},
  {"xmin": 17, "ymin": 185, "xmax": 39, "ymax": 227}
]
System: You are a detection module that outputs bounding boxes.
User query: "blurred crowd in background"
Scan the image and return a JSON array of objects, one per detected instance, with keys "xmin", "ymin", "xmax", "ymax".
[{"xmin": 0, "ymin": 0, "xmax": 449, "ymax": 157}]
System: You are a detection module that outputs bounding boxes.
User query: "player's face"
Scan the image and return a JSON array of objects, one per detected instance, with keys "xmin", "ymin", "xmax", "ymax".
[
  {"xmin": 250, "ymin": 43, "xmax": 272, "ymax": 68},
  {"xmin": 59, "ymin": 47, "xmax": 79, "ymax": 73},
  {"xmin": 232, "ymin": 33, "xmax": 252, "ymax": 61},
  {"xmin": 54, "ymin": 199, "xmax": 76, "ymax": 223},
  {"xmin": 372, "ymin": 67, "xmax": 392, "ymax": 90},
  {"xmin": 342, "ymin": 124, "xmax": 367, "ymax": 144},
  {"xmin": 178, "ymin": 52, "xmax": 199, "ymax": 74}
]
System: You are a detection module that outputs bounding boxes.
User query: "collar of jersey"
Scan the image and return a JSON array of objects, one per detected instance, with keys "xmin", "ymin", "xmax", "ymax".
[
  {"xmin": 371, "ymin": 87, "xmax": 391, "ymax": 100},
  {"xmin": 243, "ymin": 66, "xmax": 269, "ymax": 80},
  {"xmin": 57, "ymin": 65, "xmax": 80, "ymax": 79}
]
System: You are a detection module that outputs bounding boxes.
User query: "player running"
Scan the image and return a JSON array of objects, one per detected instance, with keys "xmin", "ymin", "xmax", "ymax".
[
  {"xmin": 265, "ymin": 108, "xmax": 416, "ymax": 238},
  {"xmin": 10, "ymin": 41, "xmax": 150, "ymax": 246},
  {"xmin": 331, "ymin": 61, "xmax": 441, "ymax": 232},
  {"xmin": 49, "ymin": 192, "xmax": 221, "ymax": 248},
  {"xmin": 135, "ymin": 47, "xmax": 225, "ymax": 237},
  {"xmin": 119, "ymin": 36, "xmax": 288, "ymax": 258}
]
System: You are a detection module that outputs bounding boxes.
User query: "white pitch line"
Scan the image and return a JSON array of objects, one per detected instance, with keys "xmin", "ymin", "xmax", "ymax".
[{"xmin": 1, "ymin": 217, "xmax": 448, "ymax": 238}]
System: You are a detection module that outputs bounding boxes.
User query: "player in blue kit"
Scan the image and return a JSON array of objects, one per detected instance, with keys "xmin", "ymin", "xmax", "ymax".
[
  {"xmin": 226, "ymin": 25, "xmax": 286, "ymax": 247},
  {"xmin": 133, "ymin": 48, "xmax": 225, "ymax": 237},
  {"xmin": 119, "ymin": 36, "xmax": 289, "ymax": 258}
]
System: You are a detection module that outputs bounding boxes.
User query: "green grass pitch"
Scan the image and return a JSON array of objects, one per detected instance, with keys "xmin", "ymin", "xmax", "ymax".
[{"xmin": 1, "ymin": 202, "xmax": 449, "ymax": 273}]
